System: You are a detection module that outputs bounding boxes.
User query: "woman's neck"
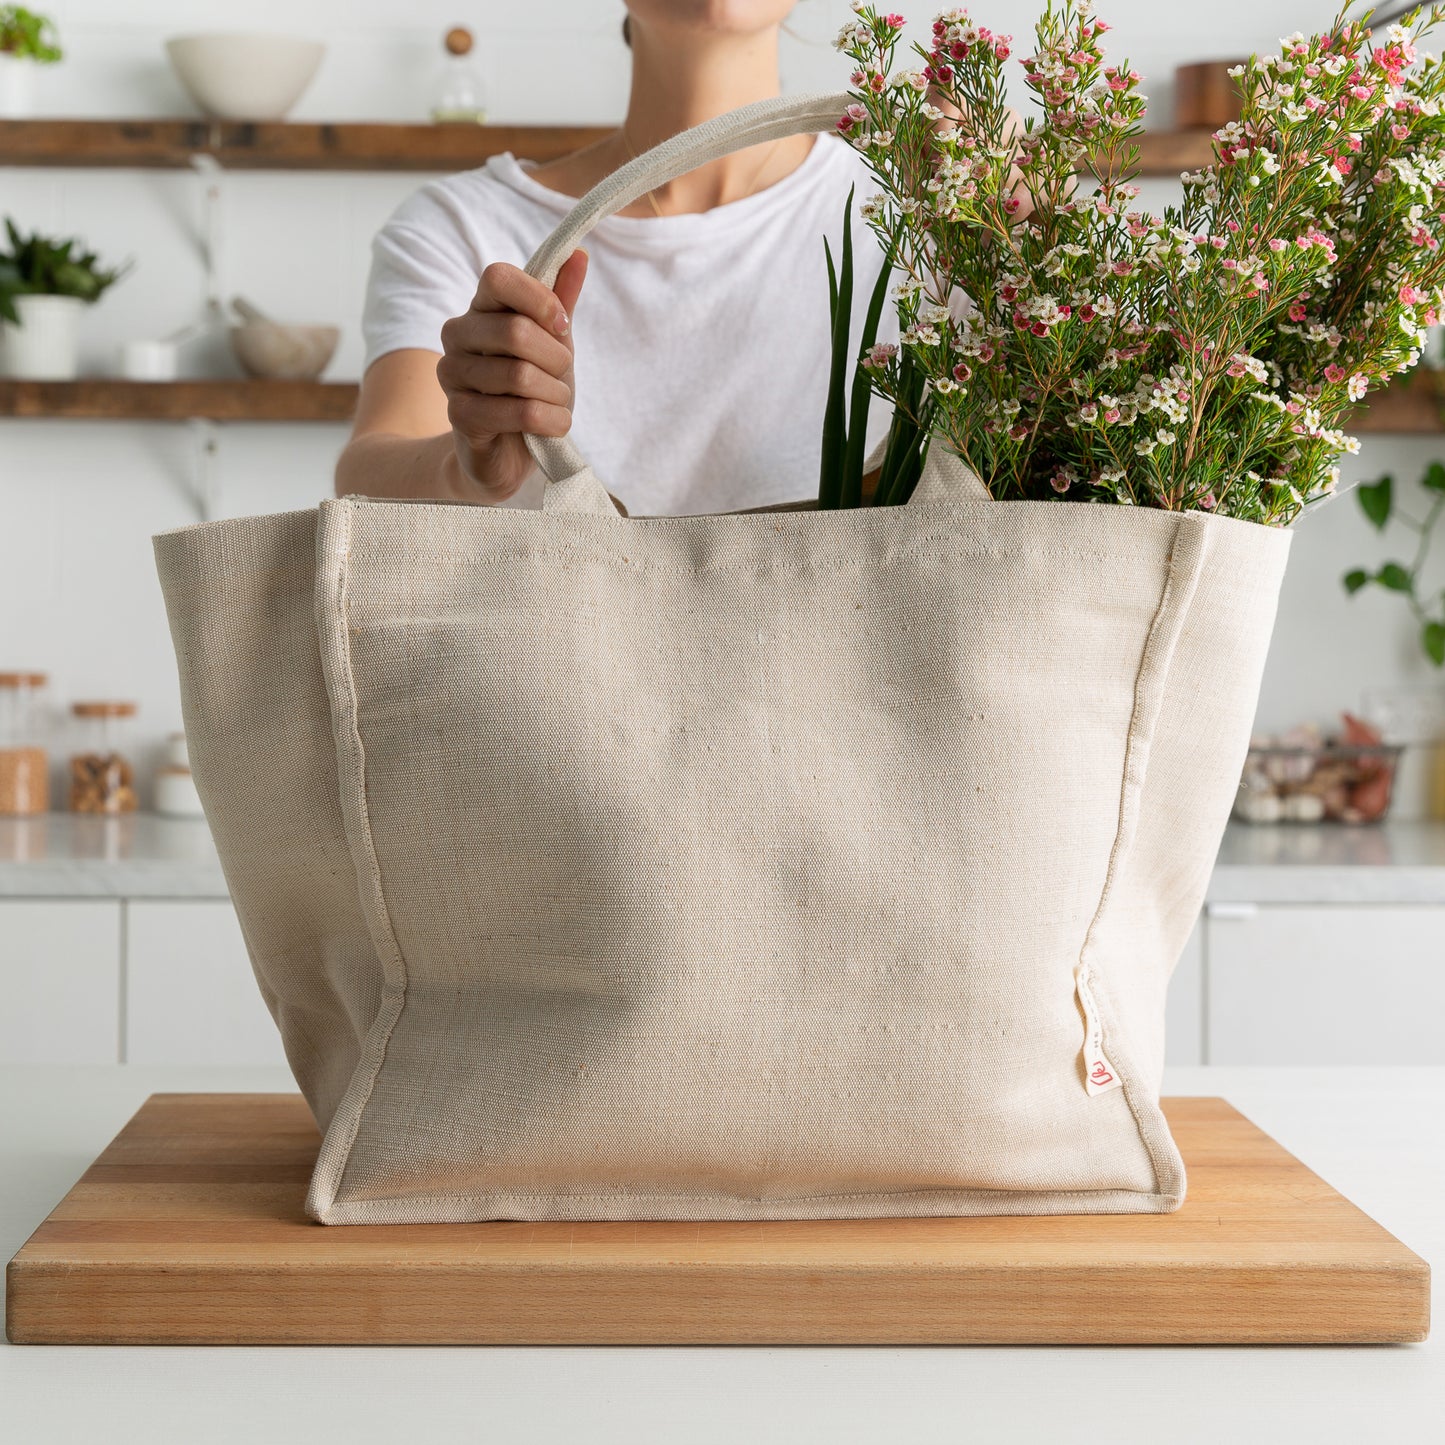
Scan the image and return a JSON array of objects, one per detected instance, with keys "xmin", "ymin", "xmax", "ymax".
[
  {"xmin": 621, "ymin": 22, "xmax": 810, "ymax": 211},
  {"xmin": 527, "ymin": 19, "xmax": 815, "ymax": 215}
]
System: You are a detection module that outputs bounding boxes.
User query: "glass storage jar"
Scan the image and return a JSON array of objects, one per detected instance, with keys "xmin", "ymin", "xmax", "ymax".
[
  {"xmin": 0, "ymin": 671, "xmax": 50, "ymax": 816},
  {"xmin": 69, "ymin": 700, "xmax": 139, "ymax": 814}
]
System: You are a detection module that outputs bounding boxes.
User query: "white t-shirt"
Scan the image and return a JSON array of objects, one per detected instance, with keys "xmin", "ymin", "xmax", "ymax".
[{"xmin": 361, "ymin": 132, "xmax": 896, "ymax": 515}]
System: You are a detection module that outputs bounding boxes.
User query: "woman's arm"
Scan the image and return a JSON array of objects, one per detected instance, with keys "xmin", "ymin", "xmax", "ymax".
[{"xmin": 335, "ymin": 252, "xmax": 588, "ymax": 504}]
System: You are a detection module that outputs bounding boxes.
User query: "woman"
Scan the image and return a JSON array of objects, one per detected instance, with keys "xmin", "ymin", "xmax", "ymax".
[{"xmin": 336, "ymin": 0, "xmax": 893, "ymax": 516}]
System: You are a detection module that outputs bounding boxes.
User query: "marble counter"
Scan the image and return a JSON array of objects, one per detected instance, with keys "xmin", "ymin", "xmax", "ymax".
[
  {"xmin": 1208, "ymin": 819, "xmax": 1445, "ymax": 903},
  {"xmin": 4, "ymin": 813, "xmax": 1445, "ymax": 905},
  {"xmin": 0, "ymin": 814, "xmax": 226, "ymax": 899}
]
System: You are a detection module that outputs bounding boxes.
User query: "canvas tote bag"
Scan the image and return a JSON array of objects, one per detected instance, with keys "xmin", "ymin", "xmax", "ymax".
[{"xmin": 154, "ymin": 92, "xmax": 1292, "ymax": 1225}]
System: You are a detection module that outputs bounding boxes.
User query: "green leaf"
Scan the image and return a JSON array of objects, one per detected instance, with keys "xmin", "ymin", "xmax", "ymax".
[
  {"xmin": 1425, "ymin": 461, "xmax": 1445, "ymax": 494},
  {"xmin": 818, "ymin": 187, "xmax": 855, "ymax": 511},
  {"xmin": 1377, "ymin": 561, "xmax": 1414, "ymax": 592},
  {"xmin": 1425, "ymin": 621, "xmax": 1445, "ymax": 666},
  {"xmin": 1358, "ymin": 475, "xmax": 1393, "ymax": 530},
  {"xmin": 1343, "ymin": 568, "xmax": 1370, "ymax": 594},
  {"xmin": 874, "ymin": 351, "xmax": 925, "ymax": 507},
  {"xmin": 841, "ymin": 234, "xmax": 895, "ymax": 510}
]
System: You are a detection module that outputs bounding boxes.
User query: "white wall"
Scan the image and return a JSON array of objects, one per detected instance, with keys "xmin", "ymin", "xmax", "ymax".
[{"xmin": 4, "ymin": 0, "xmax": 1444, "ymax": 811}]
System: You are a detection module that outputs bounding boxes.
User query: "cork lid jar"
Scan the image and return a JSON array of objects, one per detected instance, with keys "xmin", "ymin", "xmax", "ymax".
[{"xmin": 69, "ymin": 699, "xmax": 139, "ymax": 815}]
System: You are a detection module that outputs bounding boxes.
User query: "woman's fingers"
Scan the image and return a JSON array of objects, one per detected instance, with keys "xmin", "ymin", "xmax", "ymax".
[
  {"xmin": 436, "ymin": 250, "xmax": 589, "ymax": 498},
  {"xmin": 447, "ymin": 390, "xmax": 573, "ymax": 440},
  {"xmin": 473, "ymin": 260, "xmax": 573, "ymax": 335},
  {"xmin": 552, "ymin": 248, "xmax": 588, "ymax": 322},
  {"xmin": 440, "ymin": 308, "xmax": 573, "ymax": 378},
  {"xmin": 443, "ymin": 354, "xmax": 573, "ymax": 408}
]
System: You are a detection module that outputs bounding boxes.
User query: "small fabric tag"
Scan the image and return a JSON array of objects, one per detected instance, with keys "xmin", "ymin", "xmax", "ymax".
[{"xmin": 1075, "ymin": 964, "xmax": 1123, "ymax": 1097}]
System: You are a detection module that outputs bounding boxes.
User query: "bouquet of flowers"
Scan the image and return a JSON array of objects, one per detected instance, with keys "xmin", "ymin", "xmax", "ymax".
[{"xmin": 827, "ymin": 2, "xmax": 1445, "ymax": 524}]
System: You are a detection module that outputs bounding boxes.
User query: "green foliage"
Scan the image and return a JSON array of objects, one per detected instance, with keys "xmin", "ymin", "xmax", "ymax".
[
  {"xmin": 0, "ymin": 218, "xmax": 130, "ymax": 325},
  {"xmin": 1358, "ymin": 474, "xmax": 1393, "ymax": 530},
  {"xmin": 0, "ymin": 7, "xmax": 61, "ymax": 63},
  {"xmin": 819, "ymin": 191, "xmax": 932, "ymax": 508},
  {"xmin": 1344, "ymin": 461, "xmax": 1445, "ymax": 667}
]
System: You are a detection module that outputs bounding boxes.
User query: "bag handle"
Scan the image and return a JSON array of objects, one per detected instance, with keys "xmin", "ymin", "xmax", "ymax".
[{"xmin": 521, "ymin": 90, "xmax": 991, "ymax": 514}]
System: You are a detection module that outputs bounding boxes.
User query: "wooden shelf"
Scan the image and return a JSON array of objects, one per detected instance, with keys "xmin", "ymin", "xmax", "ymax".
[
  {"xmin": 0, "ymin": 378, "xmax": 357, "ymax": 422},
  {"xmin": 0, "ymin": 118, "xmax": 610, "ymax": 171},
  {"xmin": 0, "ymin": 115, "xmax": 1213, "ymax": 175},
  {"xmin": 1354, "ymin": 368, "xmax": 1445, "ymax": 433},
  {"xmin": 2, "ymin": 372, "xmax": 1440, "ymax": 431},
  {"xmin": 1130, "ymin": 128, "xmax": 1214, "ymax": 177}
]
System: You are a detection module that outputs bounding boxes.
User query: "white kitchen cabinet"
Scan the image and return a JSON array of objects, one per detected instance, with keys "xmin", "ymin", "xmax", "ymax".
[
  {"xmin": 124, "ymin": 900, "xmax": 287, "ymax": 1066},
  {"xmin": 0, "ymin": 899, "xmax": 121, "ymax": 1065},
  {"xmin": 1164, "ymin": 921, "xmax": 1203, "ymax": 1066},
  {"xmin": 1206, "ymin": 903, "xmax": 1445, "ymax": 1065}
]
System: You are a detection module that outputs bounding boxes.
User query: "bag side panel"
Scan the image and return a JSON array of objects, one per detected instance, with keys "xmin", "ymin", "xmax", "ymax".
[
  {"xmin": 153, "ymin": 511, "xmax": 384, "ymax": 1132},
  {"xmin": 1086, "ymin": 515, "xmax": 1292, "ymax": 1092}
]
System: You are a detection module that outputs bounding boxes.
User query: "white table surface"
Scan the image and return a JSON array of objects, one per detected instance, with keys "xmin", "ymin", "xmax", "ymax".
[{"xmin": 2, "ymin": 1065, "xmax": 1442, "ymax": 1444}]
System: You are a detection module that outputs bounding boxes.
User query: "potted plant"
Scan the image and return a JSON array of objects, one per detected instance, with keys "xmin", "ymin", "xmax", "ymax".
[
  {"xmin": 0, "ymin": 7, "xmax": 61, "ymax": 117},
  {"xmin": 0, "ymin": 220, "xmax": 130, "ymax": 379}
]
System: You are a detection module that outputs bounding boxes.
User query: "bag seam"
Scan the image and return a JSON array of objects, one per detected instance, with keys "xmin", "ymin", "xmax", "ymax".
[
  {"xmin": 1073, "ymin": 513, "xmax": 1210, "ymax": 1203},
  {"xmin": 303, "ymin": 499, "xmax": 414, "ymax": 1220},
  {"xmin": 336, "ymin": 542, "xmax": 1165, "ymax": 576},
  {"xmin": 320, "ymin": 1182, "xmax": 1180, "ymax": 1213}
]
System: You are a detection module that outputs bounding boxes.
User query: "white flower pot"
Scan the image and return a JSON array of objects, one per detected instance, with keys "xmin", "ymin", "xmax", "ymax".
[
  {"xmin": 0, "ymin": 53, "xmax": 34, "ymax": 118},
  {"xmin": 0, "ymin": 294, "xmax": 86, "ymax": 380}
]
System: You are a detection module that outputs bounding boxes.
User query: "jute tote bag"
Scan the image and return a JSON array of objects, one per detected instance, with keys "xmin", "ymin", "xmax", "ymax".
[{"xmin": 154, "ymin": 92, "xmax": 1291, "ymax": 1224}]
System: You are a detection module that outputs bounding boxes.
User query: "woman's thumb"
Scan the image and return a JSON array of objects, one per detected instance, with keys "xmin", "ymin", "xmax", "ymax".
[{"xmin": 554, "ymin": 248, "xmax": 588, "ymax": 323}]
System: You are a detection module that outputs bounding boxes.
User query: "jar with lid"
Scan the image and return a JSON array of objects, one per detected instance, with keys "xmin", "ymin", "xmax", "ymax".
[
  {"xmin": 0, "ymin": 671, "xmax": 50, "ymax": 816},
  {"xmin": 70, "ymin": 700, "xmax": 139, "ymax": 814},
  {"xmin": 154, "ymin": 731, "xmax": 205, "ymax": 817}
]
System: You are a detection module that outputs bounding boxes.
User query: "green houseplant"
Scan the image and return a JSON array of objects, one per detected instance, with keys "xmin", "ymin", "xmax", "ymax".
[
  {"xmin": 0, "ymin": 219, "xmax": 131, "ymax": 379},
  {"xmin": 1344, "ymin": 462, "xmax": 1445, "ymax": 666},
  {"xmin": 0, "ymin": 7, "xmax": 62, "ymax": 117}
]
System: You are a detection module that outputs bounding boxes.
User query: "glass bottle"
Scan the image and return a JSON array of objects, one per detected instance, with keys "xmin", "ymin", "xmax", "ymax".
[
  {"xmin": 431, "ymin": 27, "xmax": 488, "ymax": 124},
  {"xmin": 69, "ymin": 700, "xmax": 139, "ymax": 814},
  {"xmin": 0, "ymin": 671, "xmax": 50, "ymax": 815}
]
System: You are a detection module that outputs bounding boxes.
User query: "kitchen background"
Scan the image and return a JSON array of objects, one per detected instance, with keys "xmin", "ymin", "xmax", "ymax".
[{"xmin": 3, "ymin": 0, "xmax": 1444, "ymax": 1072}]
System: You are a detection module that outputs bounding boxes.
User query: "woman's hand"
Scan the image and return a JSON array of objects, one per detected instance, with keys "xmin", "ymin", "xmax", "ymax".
[{"xmin": 435, "ymin": 250, "xmax": 589, "ymax": 502}]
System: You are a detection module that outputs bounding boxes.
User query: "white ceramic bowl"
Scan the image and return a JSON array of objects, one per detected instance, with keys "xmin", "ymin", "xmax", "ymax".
[
  {"xmin": 165, "ymin": 34, "xmax": 324, "ymax": 120},
  {"xmin": 229, "ymin": 322, "xmax": 339, "ymax": 380}
]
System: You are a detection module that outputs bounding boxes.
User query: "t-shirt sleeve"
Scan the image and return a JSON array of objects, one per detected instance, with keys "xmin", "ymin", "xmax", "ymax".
[{"xmin": 360, "ymin": 184, "xmax": 484, "ymax": 373}]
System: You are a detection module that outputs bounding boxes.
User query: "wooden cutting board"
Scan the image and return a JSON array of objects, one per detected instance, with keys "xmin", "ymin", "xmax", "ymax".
[{"xmin": 5, "ymin": 1092, "xmax": 1429, "ymax": 1345}]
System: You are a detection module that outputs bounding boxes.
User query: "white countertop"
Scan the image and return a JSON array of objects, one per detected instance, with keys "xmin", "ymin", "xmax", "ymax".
[
  {"xmin": 5, "ymin": 814, "xmax": 1445, "ymax": 904},
  {"xmin": 2, "ymin": 1064, "xmax": 1441, "ymax": 1444},
  {"xmin": 0, "ymin": 814, "xmax": 226, "ymax": 898}
]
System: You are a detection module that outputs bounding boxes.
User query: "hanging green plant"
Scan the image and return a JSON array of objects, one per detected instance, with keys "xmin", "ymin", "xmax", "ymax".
[{"xmin": 1344, "ymin": 461, "xmax": 1445, "ymax": 666}]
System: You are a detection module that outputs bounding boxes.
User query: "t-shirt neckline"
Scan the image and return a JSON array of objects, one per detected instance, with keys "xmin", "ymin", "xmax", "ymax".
[{"xmin": 487, "ymin": 130, "xmax": 840, "ymax": 240}]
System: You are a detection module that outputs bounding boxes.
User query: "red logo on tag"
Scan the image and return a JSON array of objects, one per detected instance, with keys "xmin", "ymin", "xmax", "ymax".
[{"xmin": 1090, "ymin": 1062, "xmax": 1114, "ymax": 1087}]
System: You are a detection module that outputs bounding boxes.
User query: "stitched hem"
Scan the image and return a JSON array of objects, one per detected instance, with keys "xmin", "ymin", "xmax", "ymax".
[
  {"xmin": 314, "ymin": 1184, "xmax": 1184, "ymax": 1225},
  {"xmin": 304, "ymin": 499, "xmax": 414, "ymax": 1222},
  {"xmin": 1072, "ymin": 513, "xmax": 1210, "ymax": 1205}
]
